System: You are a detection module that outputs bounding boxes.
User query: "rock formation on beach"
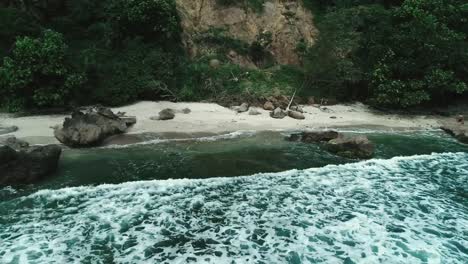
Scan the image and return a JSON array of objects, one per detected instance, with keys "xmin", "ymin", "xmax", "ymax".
[
  {"xmin": 54, "ymin": 107, "xmax": 136, "ymax": 147},
  {"xmin": 0, "ymin": 137, "xmax": 61, "ymax": 185}
]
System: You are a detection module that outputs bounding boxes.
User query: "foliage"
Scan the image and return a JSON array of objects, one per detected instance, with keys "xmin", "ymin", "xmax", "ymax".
[
  {"xmin": 0, "ymin": 30, "xmax": 85, "ymax": 111},
  {"xmin": 194, "ymin": 28, "xmax": 250, "ymax": 55},
  {"xmin": 0, "ymin": 7, "xmax": 40, "ymax": 57},
  {"xmin": 216, "ymin": 0, "xmax": 266, "ymax": 13},
  {"xmin": 179, "ymin": 57, "xmax": 302, "ymax": 102},
  {"xmin": 304, "ymin": 0, "xmax": 468, "ymax": 108},
  {"xmin": 105, "ymin": 0, "xmax": 181, "ymax": 46}
]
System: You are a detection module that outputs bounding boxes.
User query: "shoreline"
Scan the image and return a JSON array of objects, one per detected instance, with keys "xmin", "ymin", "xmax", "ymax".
[{"xmin": 0, "ymin": 101, "xmax": 452, "ymax": 145}]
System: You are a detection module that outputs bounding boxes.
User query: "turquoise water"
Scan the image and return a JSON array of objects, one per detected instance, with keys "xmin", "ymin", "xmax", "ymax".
[{"xmin": 1, "ymin": 131, "xmax": 467, "ymax": 263}]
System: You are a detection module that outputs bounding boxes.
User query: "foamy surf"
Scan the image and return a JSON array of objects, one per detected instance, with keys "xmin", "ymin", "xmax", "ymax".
[{"xmin": 1, "ymin": 152, "xmax": 467, "ymax": 263}]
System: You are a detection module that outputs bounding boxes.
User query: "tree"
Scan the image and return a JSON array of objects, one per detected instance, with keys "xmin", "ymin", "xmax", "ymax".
[
  {"xmin": 0, "ymin": 29, "xmax": 85, "ymax": 111},
  {"xmin": 369, "ymin": 0, "xmax": 468, "ymax": 107}
]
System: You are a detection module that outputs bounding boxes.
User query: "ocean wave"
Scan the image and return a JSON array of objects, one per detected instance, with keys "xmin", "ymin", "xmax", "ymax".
[{"xmin": 1, "ymin": 152, "xmax": 467, "ymax": 263}]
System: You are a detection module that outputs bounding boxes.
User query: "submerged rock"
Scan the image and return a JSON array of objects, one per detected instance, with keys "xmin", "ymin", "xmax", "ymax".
[
  {"xmin": 270, "ymin": 107, "xmax": 287, "ymax": 119},
  {"xmin": 324, "ymin": 135, "xmax": 375, "ymax": 159},
  {"xmin": 287, "ymin": 131, "xmax": 340, "ymax": 143},
  {"xmin": 54, "ymin": 107, "xmax": 135, "ymax": 147},
  {"xmin": 0, "ymin": 138, "xmax": 61, "ymax": 185},
  {"xmin": 441, "ymin": 124, "xmax": 468, "ymax": 144},
  {"xmin": 288, "ymin": 110, "xmax": 305, "ymax": 120},
  {"xmin": 287, "ymin": 131, "xmax": 374, "ymax": 159}
]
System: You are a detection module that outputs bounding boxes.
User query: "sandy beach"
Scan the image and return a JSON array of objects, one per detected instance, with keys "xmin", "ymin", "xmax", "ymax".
[{"xmin": 0, "ymin": 101, "xmax": 446, "ymax": 145}]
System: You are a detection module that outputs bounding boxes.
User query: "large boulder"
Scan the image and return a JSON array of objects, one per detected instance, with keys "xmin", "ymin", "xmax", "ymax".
[
  {"xmin": 288, "ymin": 110, "xmax": 305, "ymax": 120},
  {"xmin": 0, "ymin": 139, "xmax": 62, "ymax": 185},
  {"xmin": 324, "ymin": 136, "xmax": 375, "ymax": 159},
  {"xmin": 441, "ymin": 124, "xmax": 468, "ymax": 144},
  {"xmin": 151, "ymin": 108, "xmax": 176, "ymax": 121},
  {"xmin": 263, "ymin": 101, "xmax": 275, "ymax": 111},
  {"xmin": 54, "ymin": 107, "xmax": 135, "ymax": 147}
]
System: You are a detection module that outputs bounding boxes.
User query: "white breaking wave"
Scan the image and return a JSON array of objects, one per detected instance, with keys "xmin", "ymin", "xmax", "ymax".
[{"xmin": 1, "ymin": 153, "xmax": 467, "ymax": 263}]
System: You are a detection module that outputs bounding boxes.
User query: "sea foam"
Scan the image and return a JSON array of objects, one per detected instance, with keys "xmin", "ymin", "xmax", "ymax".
[{"xmin": 1, "ymin": 153, "xmax": 467, "ymax": 263}]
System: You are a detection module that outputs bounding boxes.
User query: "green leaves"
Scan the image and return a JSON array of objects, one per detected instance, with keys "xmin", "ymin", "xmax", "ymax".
[
  {"xmin": 0, "ymin": 30, "xmax": 84, "ymax": 111},
  {"xmin": 304, "ymin": 0, "xmax": 467, "ymax": 108}
]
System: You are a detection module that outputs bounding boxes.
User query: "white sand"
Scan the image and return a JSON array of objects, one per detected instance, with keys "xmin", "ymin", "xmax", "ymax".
[{"xmin": 0, "ymin": 101, "xmax": 442, "ymax": 144}]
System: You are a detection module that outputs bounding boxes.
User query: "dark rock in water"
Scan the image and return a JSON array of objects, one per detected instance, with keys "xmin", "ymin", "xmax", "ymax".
[
  {"xmin": 0, "ymin": 126, "xmax": 18, "ymax": 135},
  {"xmin": 54, "ymin": 107, "xmax": 134, "ymax": 147},
  {"xmin": 0, "ymin": 139, "xmax": 62, "ymax": 185},
  {"xmin": 270, "ymin": 107, "xmax": 287, "ymax": 119},
  {"xmin": 151, "ymin": 109, "xmax": 176, "ymax": 121},
  {"xmin": 182, "ymin": 108, "xmax": 191, "ymax": 114},
  {"xmin": 324, "ymin": 135, "xmax": 375, "ymax": 159},
  {"xmin": 299, "ymin": 131, "xmax": 340, "ymax": 143},
  {"xmin": 441, "ymin": 124, "xmax": 468, "ymax": 144},
  {"xmin": 288, "ymin": 110, "xmax": 305, "ymax": 120}
]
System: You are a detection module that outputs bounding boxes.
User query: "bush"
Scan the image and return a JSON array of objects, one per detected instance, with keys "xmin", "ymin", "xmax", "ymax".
[
  {"xmin": 0, "ymin": 30, "xmax": 85, "ymax": 111},
  {"xmin": 304, "ymin": 0, "xmax": 467, "ymax": 107},
  {"xmin": 106, "ymin": 0, "xmax": 181, "ymax": 46}
]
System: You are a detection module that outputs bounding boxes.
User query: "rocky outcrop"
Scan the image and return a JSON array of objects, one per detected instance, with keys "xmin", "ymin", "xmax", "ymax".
[
  {"xmin": 54, "ymin": 107, "xmax": 136, "ymax": 147},
  {"xmin": 176, "ymin": 0, "xmax": 317, "ymax": 66},
  {"xmin": 0, "ymin": 137, "xmax": 61, "ymax": 185},
  {"xmin": 441, "ymin": 124, "xmax": 468, "ymax": 144},
  {"xmin": 324, "ymin": 136, "xmax": 375, "ymax": 159},
  {"xmin": 287, "ymin": 131, "xmax": 375, "ymax": 159}
]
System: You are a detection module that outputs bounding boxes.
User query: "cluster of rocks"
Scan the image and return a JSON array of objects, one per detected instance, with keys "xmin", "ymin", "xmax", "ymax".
[
  {"xmin": 229, "ymin": 95, "xmax": 306, "ymax": 120},
  {"xmin": 150, "ymin": 108, "xmax": 191, "ymax": 121},
  {"xmin": 287, "ymin": 131, "xmax": 375, "ymax": 159},
  {"xmin": 229, "ymin": 103, "xmax": 262, "ymax": 116},
  {"xmin": 0, "ymin": 137, "xmax": 62, "ymax": 185},
  {"xmin": 54, "ymin": 107, "xmax": 136, "ymax": 147}
]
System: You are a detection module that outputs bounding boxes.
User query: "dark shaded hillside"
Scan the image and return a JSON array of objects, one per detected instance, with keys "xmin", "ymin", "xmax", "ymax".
[{"xmin": 0, "ymin": 0, "xmax": 466, "ymax": 112}]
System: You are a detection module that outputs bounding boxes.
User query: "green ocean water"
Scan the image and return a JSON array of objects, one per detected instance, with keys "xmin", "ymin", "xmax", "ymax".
[{"xmin": 1, "ymin": 130, "xmax": 467, "ymax": 263}]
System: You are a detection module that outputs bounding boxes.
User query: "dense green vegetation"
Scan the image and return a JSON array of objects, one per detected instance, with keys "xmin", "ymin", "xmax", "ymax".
[
  {"xmin": 0, "ymin": 0, "xmax": 466, "ymax": 111},
  {"xmin": 304, "ymin": 0, "xmax": 467, "ymax": 107}
]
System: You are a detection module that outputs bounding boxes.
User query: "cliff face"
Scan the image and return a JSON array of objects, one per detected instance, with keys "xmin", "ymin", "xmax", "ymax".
[{"xmin": 176, "ymin": 0, "xmax": 317, "ymax": 66}]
